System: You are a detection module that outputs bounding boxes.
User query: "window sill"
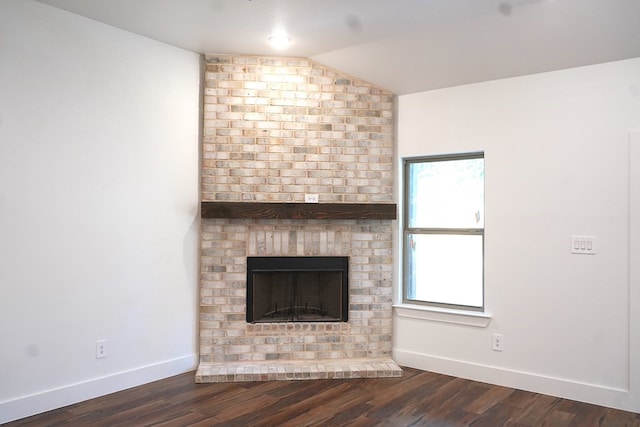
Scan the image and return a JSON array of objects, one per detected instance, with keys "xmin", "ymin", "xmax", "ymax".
[{"xmin": 393, "ymin": 303, "xmax": 492, "ymax": 328}]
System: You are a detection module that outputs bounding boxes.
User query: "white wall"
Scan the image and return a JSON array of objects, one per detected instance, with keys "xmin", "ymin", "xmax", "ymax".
[
  {"xmin": 395, "ymin": 57, "xmax": 640, "ymax": 412},
  {"xmin": 0, "ymin": 1, "xmax": 201, "ymax": 423}
]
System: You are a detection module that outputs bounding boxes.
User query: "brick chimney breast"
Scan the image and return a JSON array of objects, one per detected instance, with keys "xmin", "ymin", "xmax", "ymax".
[{"xmin": 197, "ymin": 55, "xmax": 400, "ymax": 382}]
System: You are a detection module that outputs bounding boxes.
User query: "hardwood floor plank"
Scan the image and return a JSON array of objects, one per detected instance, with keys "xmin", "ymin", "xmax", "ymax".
[
  {"xmin": 540, "ymin": 409, "xmax": 575, "ymax": 426},
  {"xmin": 552, "ymin": 398, "xmax": 609, "ymax": 426},
  {"xmin": 509, "ymin": 393, "xmax": 563, "ymax": 426},
  {"xmin": 465, "ymin": 383, "xmax": 515, "ymax": 414},
  {"xmin": 500, "ymin": 389, "xmax": 542, "ymax": 410},
  {"xmin": 5, "ymin": 367, "xmax": 639, "ymax": 427},
  {"xmin": 254, "ymin": 382, "xmax": 358, "ymax": 426},
  {"xmin": 418, "ymin": 383, "xmax": 488, "ymax": 425},
  {"xmin": 601, "ymin": 408, "xmax": 640, "ymax": 427},
  {"xmin": 364, "ymin": 371, "xmax": 457, "ymax": 420}
]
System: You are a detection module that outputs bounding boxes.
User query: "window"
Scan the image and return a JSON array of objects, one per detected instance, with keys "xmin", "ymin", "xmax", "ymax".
[{"xmin": 403, "ymin": 152, "xmax": 484, "ymax": 311}]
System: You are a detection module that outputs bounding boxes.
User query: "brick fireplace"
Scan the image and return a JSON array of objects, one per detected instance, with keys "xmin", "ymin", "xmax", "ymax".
[{"xmin": 196, "ymin": 55, "xmax": 401, "ymax": 382}]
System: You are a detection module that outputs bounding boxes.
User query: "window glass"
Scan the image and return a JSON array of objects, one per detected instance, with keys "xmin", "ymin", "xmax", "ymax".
[
  {"xmin": 407, "ymin": 157, "xmax": 484, "ymax": 229},
  {"xmin": 405, "ymin": 233, "xmax": 483, "ymax": 307}
]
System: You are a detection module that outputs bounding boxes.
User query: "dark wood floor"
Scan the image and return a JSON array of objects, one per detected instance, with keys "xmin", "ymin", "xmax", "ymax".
[{"xmin": 6, "ymin": 367, "xmax": 640, "ymax": 426}]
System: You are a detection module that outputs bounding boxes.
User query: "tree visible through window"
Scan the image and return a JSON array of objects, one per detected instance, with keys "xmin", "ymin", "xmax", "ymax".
[{"xmin": 403, "ymin": 153, "xmax": 485, "ymax": 310}]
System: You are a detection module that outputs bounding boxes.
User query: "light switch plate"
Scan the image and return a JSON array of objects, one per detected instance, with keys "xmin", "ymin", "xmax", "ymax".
[{"xmin": 570, "ymin": 236, "xmax": 596, "ymax": 255}]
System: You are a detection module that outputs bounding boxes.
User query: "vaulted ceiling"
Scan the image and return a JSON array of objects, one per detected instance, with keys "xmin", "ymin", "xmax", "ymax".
[{"xmin": 37, "ymin": 0, "xmax": 640, "ymax": 94}]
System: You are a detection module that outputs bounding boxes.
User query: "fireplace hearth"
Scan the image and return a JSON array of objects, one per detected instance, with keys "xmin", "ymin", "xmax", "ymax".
[{"xmin": 247, "ymin": 256, "xmax": 349, "ymax": 323}]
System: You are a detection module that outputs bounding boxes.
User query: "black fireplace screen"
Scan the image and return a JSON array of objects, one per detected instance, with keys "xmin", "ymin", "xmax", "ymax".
[{"xmin": 246, "ymin": 256, "xmax": 349, "ymax": 323}]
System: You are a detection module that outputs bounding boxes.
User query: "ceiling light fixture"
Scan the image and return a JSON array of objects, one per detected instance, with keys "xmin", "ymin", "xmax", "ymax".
[{"xmin": 268, "ymin": 31, "xmax": 291, "ymax": 50}]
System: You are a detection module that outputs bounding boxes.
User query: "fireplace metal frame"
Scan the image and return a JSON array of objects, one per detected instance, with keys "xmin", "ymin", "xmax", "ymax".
[{"xmin": 246, "ymin": 256, "xmax": 349, "ymax": 323}]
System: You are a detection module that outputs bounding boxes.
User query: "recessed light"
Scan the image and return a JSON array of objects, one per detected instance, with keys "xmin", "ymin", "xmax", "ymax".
[{"xmin": 269, "ymin": 31, "xmax": 291, "ymax": 50}]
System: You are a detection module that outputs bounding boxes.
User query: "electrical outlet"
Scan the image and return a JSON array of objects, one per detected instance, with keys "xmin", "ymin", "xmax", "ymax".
[
  {"xmin": 304, "ymin": 193, "xmax": 319, "ymax": 203},
  {"xmin": 492, "ymin": 333, "xmax": 504, "ymax": 352},
  {"xmin": 96, "ymin": 340, "xmax": 107, "ymax": 359}
]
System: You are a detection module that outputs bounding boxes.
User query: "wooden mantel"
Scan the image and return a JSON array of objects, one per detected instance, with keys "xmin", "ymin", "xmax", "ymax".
[{"xmin": 201, "ymin": 202, "xmax": 397, "ymax": 220}]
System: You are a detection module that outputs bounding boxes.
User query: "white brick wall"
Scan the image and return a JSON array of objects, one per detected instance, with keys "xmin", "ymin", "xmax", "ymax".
[{"xmin": 202, "ymin": 55, "xmax": 393, "ymax": 204}]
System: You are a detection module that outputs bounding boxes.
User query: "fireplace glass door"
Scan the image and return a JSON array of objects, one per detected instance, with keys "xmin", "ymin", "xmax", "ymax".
[{"xmin": 246, "ymin": 256, "xmax": 348, "ymax": 323}]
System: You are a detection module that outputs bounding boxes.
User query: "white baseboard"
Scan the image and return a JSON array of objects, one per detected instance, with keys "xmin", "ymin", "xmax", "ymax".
[
  {"xmin": 0, "ymin": 353, "xmax": 198, "ymax": 424},
  {"xmin": 394, "ymin": 349, "xmax": 639, "ymax": 413}
]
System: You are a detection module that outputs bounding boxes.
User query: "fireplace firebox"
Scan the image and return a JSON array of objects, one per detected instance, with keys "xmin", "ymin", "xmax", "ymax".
[{"xmin": 246, "ymin": 256, "xmax": 349, "ymax": 323}]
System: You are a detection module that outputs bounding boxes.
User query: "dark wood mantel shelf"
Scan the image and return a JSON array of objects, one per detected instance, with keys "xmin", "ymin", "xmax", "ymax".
[{"xmin": 201, "ymin": 201, "xmax": 397, "ymax": 220}]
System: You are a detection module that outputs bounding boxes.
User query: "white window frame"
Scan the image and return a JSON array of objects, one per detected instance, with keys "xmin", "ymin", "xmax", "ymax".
[{"xmin": 402, "ymin": 152, "xmax": 485, "ymax": 312}]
